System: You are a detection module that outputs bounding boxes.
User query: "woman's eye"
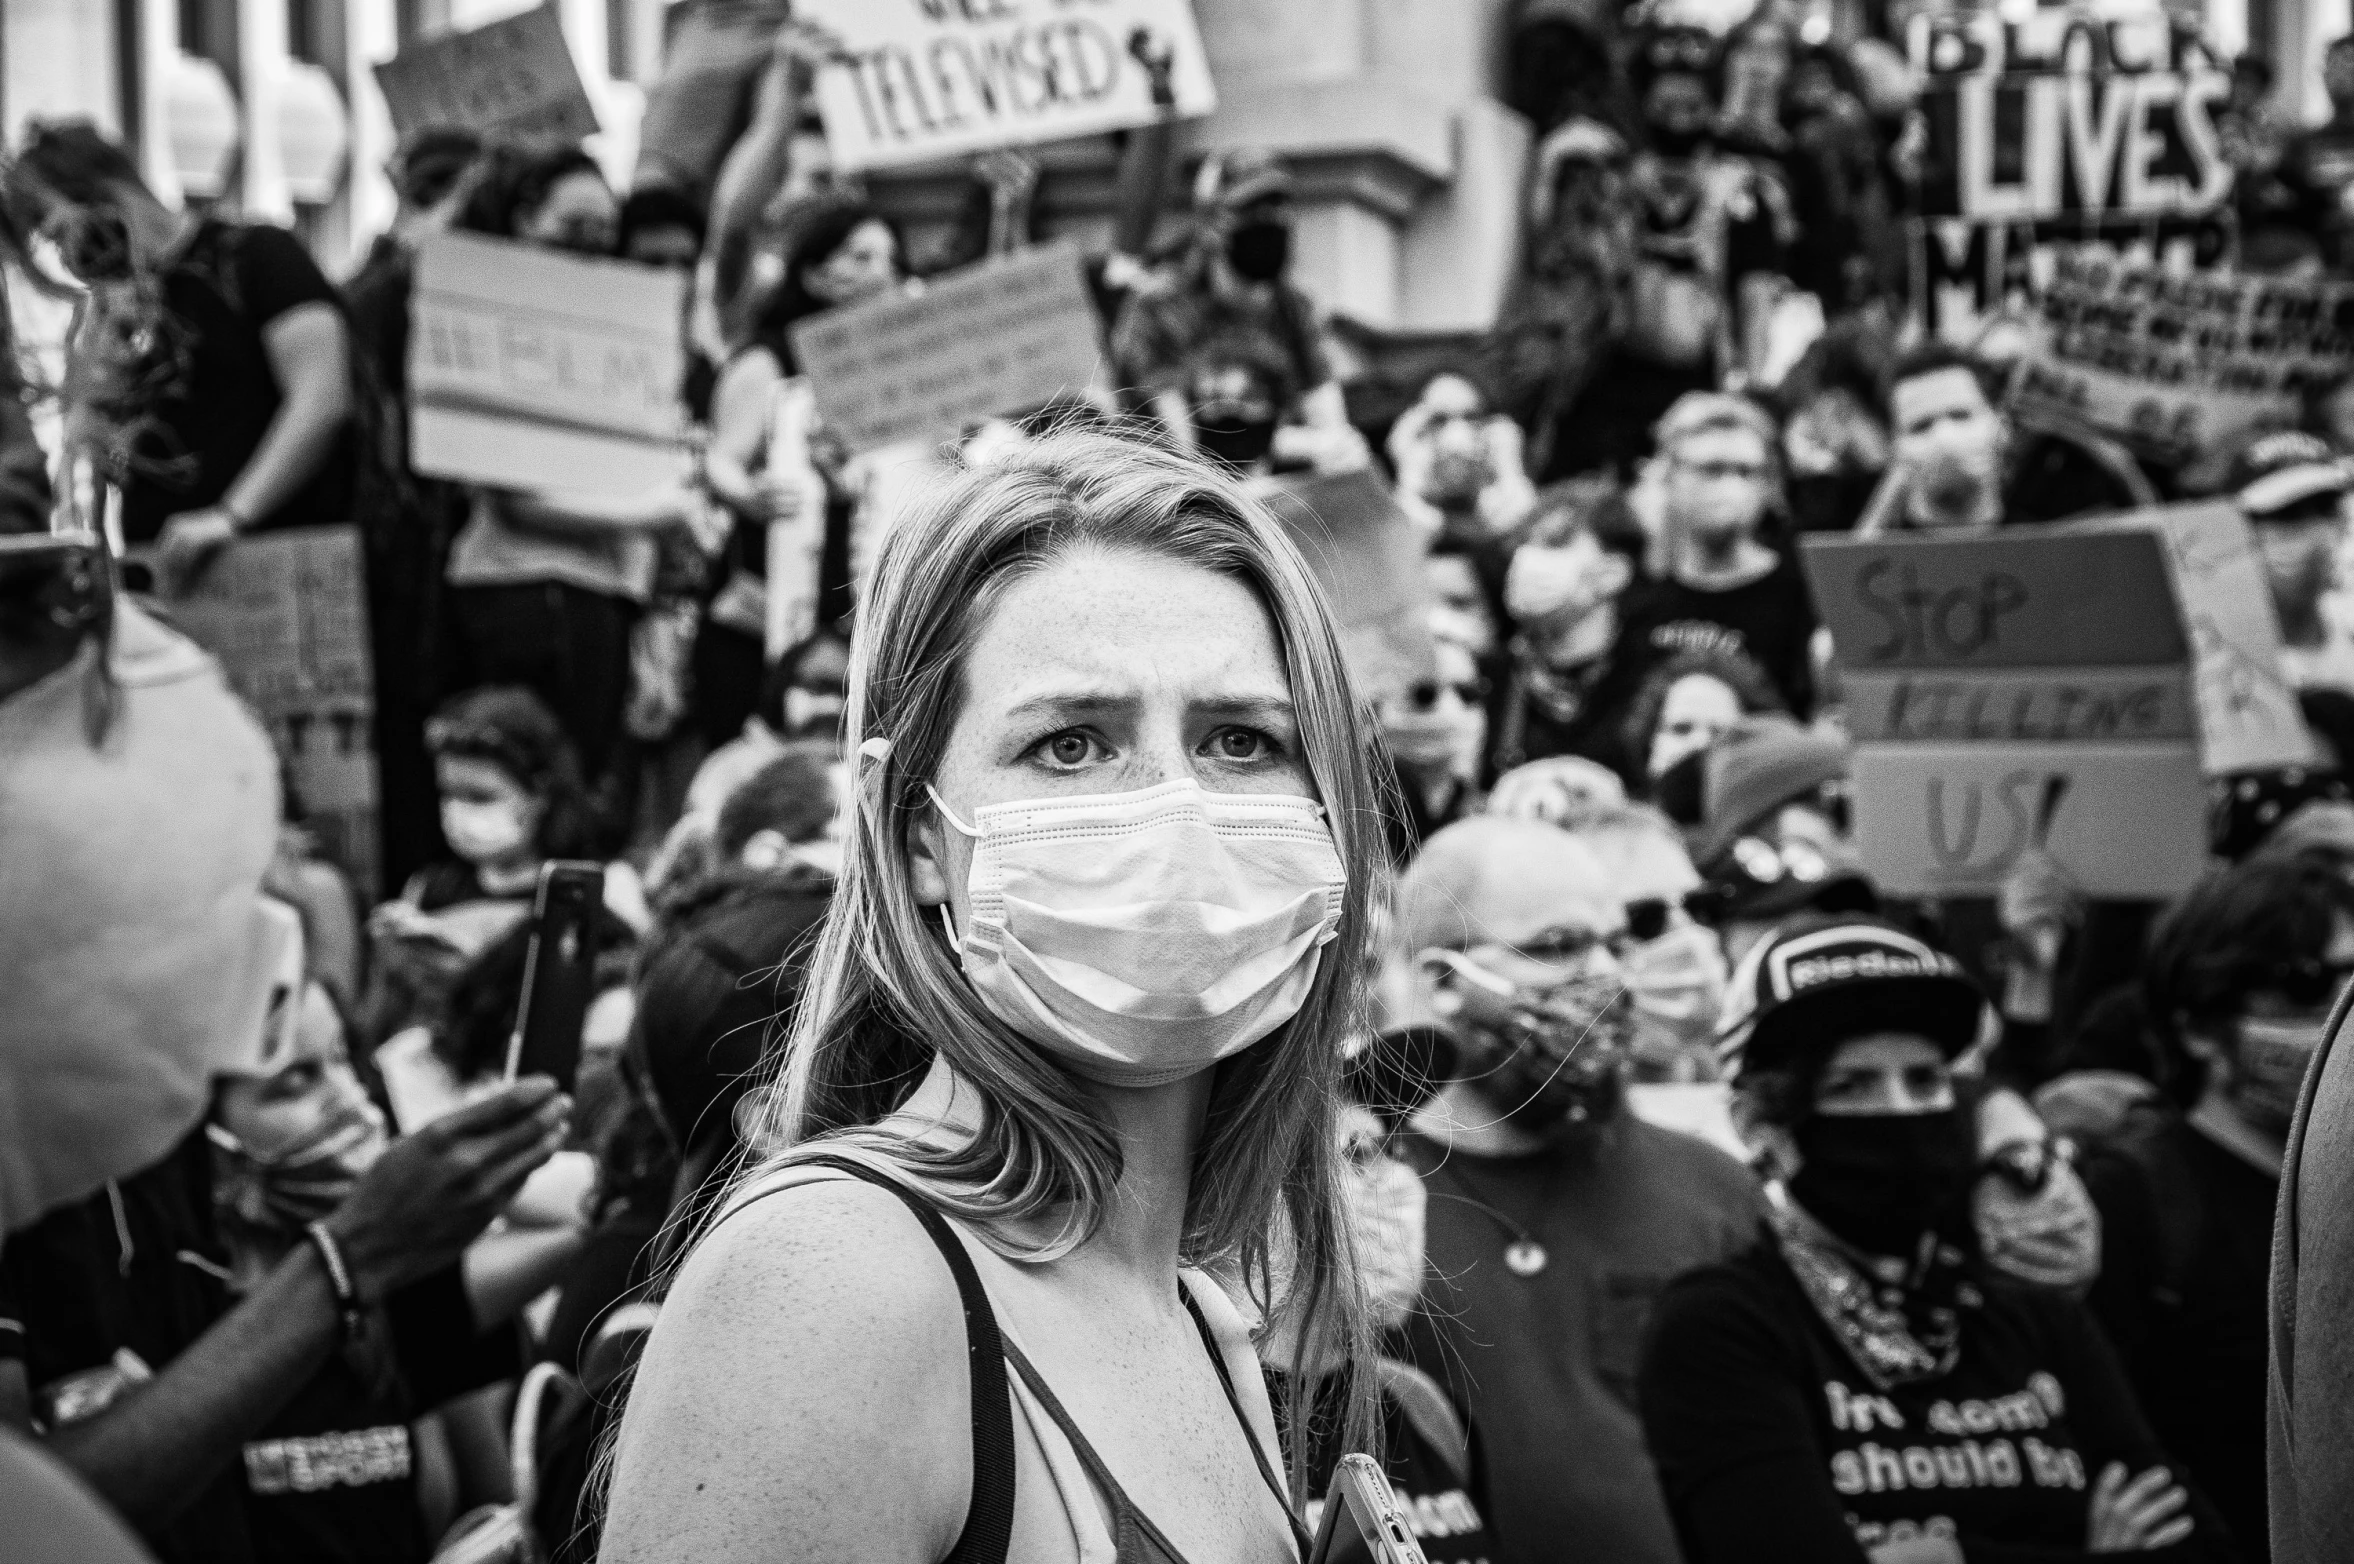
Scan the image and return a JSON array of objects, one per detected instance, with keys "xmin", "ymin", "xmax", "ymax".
[
  {"xmin": 1040, "ymin": 732, "xmax": 1095, "ymax": 767},
  {"xmin": 1209, "ymin": 728, "xmax": 1270, "ymax": 761}
]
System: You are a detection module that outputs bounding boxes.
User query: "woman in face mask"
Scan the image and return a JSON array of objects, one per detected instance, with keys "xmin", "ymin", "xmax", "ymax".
[
  {"xmin": 604, "ymin": 431, "xmax": 1390, "ymax": 1564},
  {"xmin": 1640, "ymin": 916, "xmax": 2233, "ymax": 1564},
  {"xmin": 2054, "ymin": 855, "xmax": 2354, "ymax": 1558},
  {"xmin": 1259, "ymin": 1082, "xmax": 1499, "ymax": 1564}
]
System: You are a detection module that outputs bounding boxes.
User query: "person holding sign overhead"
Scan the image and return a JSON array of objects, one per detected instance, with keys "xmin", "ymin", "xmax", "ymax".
[
  {"xmin": 442, "ymin": 145, "xmax": 707, "ymax": 802},
  {"xmin": 603, "ymin": 431, "xmax": 1385, "ymax": 1564}
]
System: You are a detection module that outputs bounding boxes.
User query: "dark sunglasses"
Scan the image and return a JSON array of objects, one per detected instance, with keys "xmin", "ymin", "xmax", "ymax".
[
  {"xmin": 1624, "ymin": 894, "xmax": 1704, "ymax": 943},
  {"xmin": 1403, "ymin": 676, "xmax": 1487, "ymax": 712}
]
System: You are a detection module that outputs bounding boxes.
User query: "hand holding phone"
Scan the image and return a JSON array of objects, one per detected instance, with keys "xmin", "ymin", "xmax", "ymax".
[
  {"xmin": 1308, "ymin": 1454, "xmax": 1432, "ymax": 1564},
  {"xmin": 503, "ymin": 861, "xmax": 604, "ymax": 1089}
]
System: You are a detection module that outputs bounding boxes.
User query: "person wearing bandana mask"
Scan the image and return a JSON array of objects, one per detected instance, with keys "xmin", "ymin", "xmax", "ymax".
[
  {"xmin": 1110, "ymin": 147, "xmax": 1369, "ymax": 477},
  {"xmin": 1383, "ymin": 818, "xmax": 1766, "ymax": 1564},
  {"xmin": 1490, "ymin": 483, "xmax": 1656, "ymax": 785},
  {"xmin": 2062, "ymin": 857, "xmax": 2354, "ymax": 1559},
  {"xmin": 1642, "ymin": 916, "xmax": 2230, "ymax": 1564}
]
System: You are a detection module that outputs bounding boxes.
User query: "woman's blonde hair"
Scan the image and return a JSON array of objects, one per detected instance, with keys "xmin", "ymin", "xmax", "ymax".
[{"xmin": 725, "ymin": 428, "xmax": 1390, "ymax": 1484}]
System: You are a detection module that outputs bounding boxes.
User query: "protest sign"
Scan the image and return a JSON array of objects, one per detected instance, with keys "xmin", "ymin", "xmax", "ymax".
[
  {"xmin": 1257, "ymin": 468, "xmax": 1434, "ymax": 704},
  {"xmin": 164, "ymin": 528, "xmax": 380, "ymax": 896},
  {"xmin": 1805, "ymin": 503, "xmax": 2308, "ymax": 899},
  {"xmin": 373, "ymin": 3, "xmax": 599, "ymax": 143},
  {"xmin": 1904, "ymin": 5, "xmax": 2233, "ymax": 340},
  {"xmin": 791, "ymin": 242, "xmax": 1101, "ymax": 453},
  {"xmin": 409, "ymin": 232, "xmax": 689, "ymax": 493},
  {"xmin": 797, "ymin": 0, "xmax": 1217, "ymax": 172},
  {"xmin": 2011, "ymin": 255, "xmax": 2354, "ymax": 466}
]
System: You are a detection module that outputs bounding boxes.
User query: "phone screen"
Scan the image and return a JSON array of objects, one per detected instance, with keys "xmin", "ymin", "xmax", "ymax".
[{"xmin": 503, "ymin": 861, "xmax": 604, "ymax": 1089}]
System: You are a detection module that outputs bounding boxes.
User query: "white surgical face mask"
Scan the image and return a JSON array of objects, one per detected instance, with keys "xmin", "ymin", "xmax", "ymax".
[
  {"xmin": 1623, "ymin": 920, "xmax": 1730, "ymax": 1056},
  {"xmin": 930, "ymin": 778, "xmax": 1349, "ymax": 1089},
  {"xmin": 441, "ymin": 797, "xmax": 534, "ymax": 865}
]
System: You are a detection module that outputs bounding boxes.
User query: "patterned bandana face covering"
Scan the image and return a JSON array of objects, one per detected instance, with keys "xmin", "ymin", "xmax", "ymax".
[{"xmin": 931, "ymin": 778, "xmax": 1348, "ymax": 1089}]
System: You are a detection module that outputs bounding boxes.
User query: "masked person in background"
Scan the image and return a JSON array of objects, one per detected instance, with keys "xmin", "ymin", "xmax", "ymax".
[
  {"xmin": 1377, "ymin": 636, "xmax": 1489, "ymax": 861},
  {"xmin": 1620, "ymin": 393, "xmax": 1819, "ymax": 715},
  {"xmin": 1642, "ymin": 917, "xmax": 2231, "ymax": 1564},
  {"xmin": 1388, "ymin": 371, "xmax": 1537, "ymax": 542},
  {"xmin": 1868, "ymin": 344, "xmax": 2151, "ymax": 535},
  {"xmin": 2228, "ymin": 433, "xmax": 2354, "ymax": 694},
  {"xmin": 1387, "ymin": 817, "xmax": 1766, "ymax": 1564},
  {"xmin": 1111, "ymin": 148, "xmax": 1369, "ymax": 476},
  {"xmin": 1560, "ymin": 801, "xmax": 1730, "ymax": 1080},
  {"xmin": 1490, "ymin": 482, "xmax": 1654, "ymax": 782},
  {"xmin": 2056, "ymin": 858, "xmax": 2354, "ymax": 1559},
  {"xmin": 1622, "ymin": 647, "xmax": 1785, "ymax": 796},
  {"xmin": 1266, "ymin": 1054, "xmax": 1496, "ymax": 1564}
]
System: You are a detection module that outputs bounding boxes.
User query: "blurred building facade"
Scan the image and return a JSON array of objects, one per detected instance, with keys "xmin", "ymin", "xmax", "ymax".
[{"xmin": 0, "ymin": 0, "xmax": 2339, "ymax": 320}]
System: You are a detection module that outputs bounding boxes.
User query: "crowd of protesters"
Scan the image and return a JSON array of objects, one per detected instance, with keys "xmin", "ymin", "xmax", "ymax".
[{"xmin": 13, "ymin": 2, "xmax": 2354, "ymax": 1563}]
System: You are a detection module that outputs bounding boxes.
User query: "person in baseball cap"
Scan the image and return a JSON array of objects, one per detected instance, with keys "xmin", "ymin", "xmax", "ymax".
[
  {"xmin": 2229, "ymin": 429, "xmax": 2354, "ymax": 693},
  {"xmin": 1639, "ymin": 910, "xmax": 2224, "ymax": 1562}
]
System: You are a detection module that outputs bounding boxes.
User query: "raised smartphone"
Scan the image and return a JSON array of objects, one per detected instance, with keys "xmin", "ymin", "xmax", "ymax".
[
  {"xmin": 1307, "ymin": 1453, "xmax": 1433, "ymax": 1564},
  {"xmin": 502, "ymin": 861, "xmax": 604, "ymax": 1089}
]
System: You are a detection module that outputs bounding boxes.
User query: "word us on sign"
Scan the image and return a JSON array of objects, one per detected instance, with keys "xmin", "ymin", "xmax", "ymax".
[
  {"xmin": 1802, "ymin": 504, "xmax": 2307, "ymax": 900},
  {"xmin": 1908, "ymin": 7, "xmax": 2230, "ymax": 224},
  {"xmin": 800, "ymin": 0, "xmax": 1217, "ymax": 172}
]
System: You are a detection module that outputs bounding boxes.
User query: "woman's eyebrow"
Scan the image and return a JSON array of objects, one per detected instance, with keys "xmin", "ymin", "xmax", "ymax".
[{"xmin": 1191, "ymin": 694, "xmax": 1297, "ymax": 723}]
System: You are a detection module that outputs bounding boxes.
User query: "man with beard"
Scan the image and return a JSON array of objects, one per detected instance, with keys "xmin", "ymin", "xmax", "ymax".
[
  {"xmin": 1388, "ymin": 817, "xmax": 1766, "ymax": 1564},
  {"xmin": 1111, "ymin": 148, "xmax": 1368, "ymax": 475},
  {"xmin": 1874, "ymin": 344, "xmax": 2150, "ymax": 533}
]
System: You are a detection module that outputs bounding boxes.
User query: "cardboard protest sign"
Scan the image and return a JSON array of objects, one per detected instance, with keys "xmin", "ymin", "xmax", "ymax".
[
  {"xmin": 791, "ymin": 242, "xmax": 1101, "ymax": 453},
  {"xmin": 373, "ymin": 3, "xmax": 598, "ymax": 143},
  {"xmin": 798, "ymin": 0, "xmax": 1217, "ymax": 172},
  {"xmin": 1904, "ymin": 6, "xmax": 2233, "ymax": 340},
  {"xmin": 2011, "ymin": 255, "xmax": 2354, "ymax": 467},
  {"xmin": 409, "ymin": 232, "xmax": 689, "ymax": 493},
  {"xmin": 1256, "ymin": 469, "xmax": 1434, "ymax": 705},
  {"xmin": 1805, "ymin": 503, "xmax": 2309, "ymax": 899},
  {"xmin": 163, "ymin": 528, "xmax": 380, "ymax": 896}
]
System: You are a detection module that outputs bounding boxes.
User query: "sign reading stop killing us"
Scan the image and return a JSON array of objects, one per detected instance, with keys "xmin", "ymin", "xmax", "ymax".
[
  {"xmin": 797, "ymin": 0, "xmax": 1218, "ymax": 172},
  {"xmin": 1804, "ymin": 503, "xmax": 2310, "ymax": 900}
]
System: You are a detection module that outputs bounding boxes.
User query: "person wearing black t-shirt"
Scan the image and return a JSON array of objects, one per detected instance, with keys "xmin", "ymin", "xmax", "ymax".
[
  {"xmin": 1387, "ymin": 818, "xmax": 1766, "ymax": 1564},
  {"xmin": 1643, "ymin": 915, "xmax": 2235, "ymax": 1564},
  {"xmin": 2071, "ymin": 857, "xmax": 2354, "ymax": 1560},
  {"xmin": 1489, "ymin": 484, "xmax": 1657, "ymax": 784},
  {"xmin": 2, "ymin": 123, "xmax": 355, "ymax": 591},
  {"xmin": 1619, "ymin": 393, "xmax": 1818, "ymax": 716}
]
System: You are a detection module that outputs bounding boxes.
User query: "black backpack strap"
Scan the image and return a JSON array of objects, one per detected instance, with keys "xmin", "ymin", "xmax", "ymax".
[{"xmin": 791, "ymin": 1154, "xmax": 1015, "ymax": 1564}]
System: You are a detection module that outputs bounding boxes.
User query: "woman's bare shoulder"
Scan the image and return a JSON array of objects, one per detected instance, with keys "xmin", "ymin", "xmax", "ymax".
[{"xmin": 602, "ymin": 1175, "xmax": 972, "ymax": 1562}]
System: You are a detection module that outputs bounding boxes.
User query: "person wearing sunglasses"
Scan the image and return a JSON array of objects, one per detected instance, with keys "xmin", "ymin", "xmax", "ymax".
[
  {"xmin": 2056, "ymin": 856, "xmax": 2354, "ymax": 1560},
  {"xmin": 1642, "ymin": 916, "xmax": 2231, "ymax": 1564},
  {"xmin": 1383, "ymin": 816, "xmax": 1765, "ymax": 1564},
  {"xmin": 1377, "ymin": 637, "xmax": 1491, "ymax": 859},
  {"xmin": 1568, "ymin": 801, "xmax": 1731, "ymax": 1080}
]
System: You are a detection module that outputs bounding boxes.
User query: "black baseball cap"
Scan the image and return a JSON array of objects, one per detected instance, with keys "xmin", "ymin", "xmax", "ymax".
[{"xmin": 1716, "ymin": 914, "xmax": 1986, "ymax": 1078}]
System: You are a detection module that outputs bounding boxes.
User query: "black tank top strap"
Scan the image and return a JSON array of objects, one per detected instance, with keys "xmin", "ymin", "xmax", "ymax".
[
  {"xmin": 787, "ymin": 1154, "xmax": 1016, "ymax": 1564},
  {"xmin": 1002, "ymin": 1336, "xmax": 1195, "ymax": 1563},
  {"xmin": 1179, "ymin": 1286, "xmax": 1312, "ymax": 1559}
]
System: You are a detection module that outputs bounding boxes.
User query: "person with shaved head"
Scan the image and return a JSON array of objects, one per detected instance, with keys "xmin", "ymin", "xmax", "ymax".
[{"xmin": 1386, "ymin": 816, "xmax": 1765, "ymax": 1564}]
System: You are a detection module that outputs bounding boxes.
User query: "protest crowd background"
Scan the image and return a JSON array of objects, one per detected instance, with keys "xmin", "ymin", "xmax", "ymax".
[{"xmin": 18, "ymin": 0, "xmax": 2354, "ymax": 1560}]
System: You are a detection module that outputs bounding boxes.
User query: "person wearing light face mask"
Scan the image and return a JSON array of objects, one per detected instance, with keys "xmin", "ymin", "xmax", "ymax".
[
  {"xmin": 1566, "ymin": 802, "xmax": 1731, "ymax": 1080},
  {"xmin": 1376, "ymin": 637, "xmax": 1489, "ymax": 860},
  {"xmin": 2060, "ymin": 857, "xmax": 2354, "ymax": 1559},
  {"xmin": 1262, "ymin": 1060, "xmax": 1498, "ymax": 1564},
  {"xmin": 1491, "ymin": 483, "xmax": 1655, "ymax": 783},
  {"xmin": 2226, "ymin": 433, "xmax": 2354, "ymax": 695},
  {"xmin": 1871, "ymin": 344, "xmax": 2152, "ymax": 536},
  {"xmin": 605, "ymin": 432, "xmax": 1389, "ymax": 1564},
  {"xmin": 1111, "ymin": 148, "xmax": 1369, "ymax": 477},
  {"xmin": 1642, "ymin": 916, "xmax": 2231, "ymax": 1564},
  {"xmin": 1383, "ymin": 817, "xmax": 1766, "ymax": 1564},
  {"xmin": 1621, "ymin": 394, "xmax": 1819, "ymax": 716}
]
